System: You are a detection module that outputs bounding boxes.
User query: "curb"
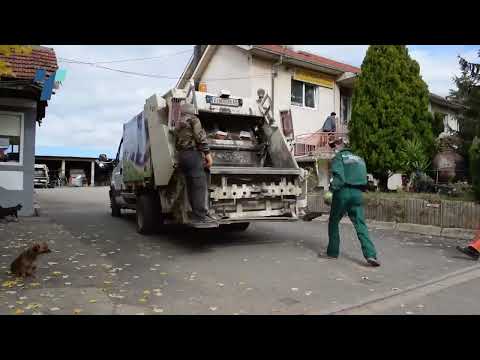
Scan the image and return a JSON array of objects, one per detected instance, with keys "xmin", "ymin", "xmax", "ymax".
[
  {"xmin": 313, "ymin": 217, "xmax": 476, "ymax": 240},
  {"xmin": 308, "ymin": 263, "xmax": 480, "ymax": 315}
]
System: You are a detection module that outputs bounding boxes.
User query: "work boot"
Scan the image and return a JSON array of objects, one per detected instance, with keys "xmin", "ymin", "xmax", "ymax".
[
  {"xmin": 366, "ymin": 257, "xmax": 381, "ymax": 267},
  {"xmin": 456, "ymin": 246, "xmax": 480, "ymax": 260}
]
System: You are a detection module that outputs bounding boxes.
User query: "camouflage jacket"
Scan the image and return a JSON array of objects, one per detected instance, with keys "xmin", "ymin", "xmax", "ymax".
[{"xmin": 174, "ymin": 114, "xmax": 210, "ymax": 153}]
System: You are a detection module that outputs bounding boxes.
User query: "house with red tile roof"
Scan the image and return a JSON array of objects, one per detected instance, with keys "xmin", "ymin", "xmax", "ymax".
[
  {"xmin": 0, "ymin": 45, "xmax": 59, "ymax": 215},
  {"xmin": 176, "ymin": 45, "xmax": 462, "ymax": 190},
  {"xmin": 177, "ymin": 45, "xmax": 358, "ymax": 151}
]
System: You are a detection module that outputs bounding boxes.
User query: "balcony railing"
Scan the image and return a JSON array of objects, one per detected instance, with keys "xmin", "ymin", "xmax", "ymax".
[{"xmin": 294, "ymin": 131, "xmax": 348, "ymax": 157}]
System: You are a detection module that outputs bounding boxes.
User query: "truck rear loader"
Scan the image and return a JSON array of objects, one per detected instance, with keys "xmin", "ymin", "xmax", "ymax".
[{"xmin": 108, "ymin": 83, "xmax": 309, "ymax": 234}]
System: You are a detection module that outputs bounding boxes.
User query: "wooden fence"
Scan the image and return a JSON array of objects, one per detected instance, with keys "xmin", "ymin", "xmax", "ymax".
[{"xmin": 307, "ymin": 193, "xmax": 480, "ymax": 229}]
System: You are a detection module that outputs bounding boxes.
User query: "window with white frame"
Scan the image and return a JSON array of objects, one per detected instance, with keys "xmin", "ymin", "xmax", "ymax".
[
  {"xmin": 291, "ymin": 79, "xmax": 317, "ymax": 108},
  {"xmin": 0, "ymin": 112, "xmax": 23, "ymax": 165}
]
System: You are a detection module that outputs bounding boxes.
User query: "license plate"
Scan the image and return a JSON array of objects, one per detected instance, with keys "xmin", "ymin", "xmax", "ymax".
[{"xmin": 206, "ymin": 96, "xmax": 242, "ymax": 107}]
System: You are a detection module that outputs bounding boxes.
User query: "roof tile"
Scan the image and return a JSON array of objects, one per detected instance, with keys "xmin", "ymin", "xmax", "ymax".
[
  {"xmin": 256, "ymin": 45, "xmax": 360, "ymax": 74},
  {"xmin": 0, "ymin": 46, "xmax": 58, "ymax": 80}
]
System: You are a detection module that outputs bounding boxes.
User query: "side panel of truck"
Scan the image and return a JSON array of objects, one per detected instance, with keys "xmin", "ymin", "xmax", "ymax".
[
  {"xmin": 122, "ymin": 112, "xmax": 152, "ymax": 183},
  {"xmin": 144, "ymin": 94, "xmax": 175, "ymax": 187}
]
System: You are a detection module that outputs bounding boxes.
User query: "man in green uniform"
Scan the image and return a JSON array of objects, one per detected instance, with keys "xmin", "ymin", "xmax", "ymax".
[
  {"xmin": 326, "ymin": 137, "xmax": 380, "ymax": 267},
  {"xmin": 175, "ymin": 103, "xmax": 216, "ymax": 227}
]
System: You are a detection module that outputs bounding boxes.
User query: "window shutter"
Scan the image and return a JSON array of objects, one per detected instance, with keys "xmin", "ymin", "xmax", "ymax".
[{"xmin": 280, "ymin": 110, "xmax": 294, "ymax": 138}]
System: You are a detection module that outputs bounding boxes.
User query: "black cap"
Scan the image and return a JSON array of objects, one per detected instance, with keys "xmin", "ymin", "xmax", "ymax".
[{"xmin": 331, "ymin": 112, "xmax": 336, "ymax": 116}]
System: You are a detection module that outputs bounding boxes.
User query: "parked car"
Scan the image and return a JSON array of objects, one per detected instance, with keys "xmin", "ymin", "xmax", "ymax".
[
  {"xmin": 69, "ymin": 169, "xmax": 87, "ymax": 187},
  {"xmin": 34, "ymin": 164, "xmax": 49, "ymax": 188}
]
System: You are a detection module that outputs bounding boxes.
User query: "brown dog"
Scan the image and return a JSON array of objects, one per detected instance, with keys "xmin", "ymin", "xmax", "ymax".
[{"xmin": 10, "ymin": 242, "xmax": 52, "ymax": 277}]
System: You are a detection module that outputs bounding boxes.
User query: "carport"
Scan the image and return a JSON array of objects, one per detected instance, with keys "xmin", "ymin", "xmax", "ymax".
[{"xmin": 35, "ymin": 155, "xmax": 103, "ymax": 186}]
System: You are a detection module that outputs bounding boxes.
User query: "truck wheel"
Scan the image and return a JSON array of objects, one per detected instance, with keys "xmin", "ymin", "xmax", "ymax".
[
  {"xmin": 136, "ymin": 193, "xmax": 160, "ymax": 235},
  {"xmin": 110, "ymin": 193, "xmax": 121, "ymax": 217},
  {"xmin": 220, "ymin": 222, "xmax": 250, "ymax": 232}
]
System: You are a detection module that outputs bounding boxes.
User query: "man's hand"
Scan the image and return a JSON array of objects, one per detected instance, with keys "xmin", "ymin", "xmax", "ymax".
[{"xmin": 204, "ymin": 153, "xmax": 213, "ymax": 169}]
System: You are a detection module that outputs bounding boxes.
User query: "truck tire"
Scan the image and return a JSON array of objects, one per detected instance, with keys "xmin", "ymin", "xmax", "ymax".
[
  {"xmin": 136, "ymin": 193, "xmax": 160, "ymax": 235},
  {"xmin": 220, "ymin": 222, "xmax": 250, "ymax": 232},
  {"xmin": 110, "ymin": 192, "xmax": 121, "ymax": 217}
]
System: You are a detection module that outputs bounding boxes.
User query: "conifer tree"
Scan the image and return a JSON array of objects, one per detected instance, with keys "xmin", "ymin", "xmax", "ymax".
[{"xmin": 349, "ymin": 45, "xmax": 434, "ymax": 188}]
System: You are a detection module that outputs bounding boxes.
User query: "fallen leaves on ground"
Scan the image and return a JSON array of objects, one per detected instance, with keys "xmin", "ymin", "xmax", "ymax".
[
  {"xmin": 25, "ymin": 303, "xmax": 42, "ymax": 310},
  {"xmin": 2, "ymin": 280, "xmax": 18, "ymax": 288},
  {"xmin": 109, "ymin": 294, "xmax": 124, "ymax": 299}
]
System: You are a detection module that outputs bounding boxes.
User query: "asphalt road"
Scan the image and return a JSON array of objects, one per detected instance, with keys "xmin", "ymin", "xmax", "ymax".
[{"xmin": 12, "ymin": 186, "xmax": 477, "ymax": 315}]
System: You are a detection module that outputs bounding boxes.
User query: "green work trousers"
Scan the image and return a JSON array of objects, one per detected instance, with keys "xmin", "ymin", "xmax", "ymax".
[{"xmin": 327, "ymin": 187, "xmax": 377, "ymax": 259}]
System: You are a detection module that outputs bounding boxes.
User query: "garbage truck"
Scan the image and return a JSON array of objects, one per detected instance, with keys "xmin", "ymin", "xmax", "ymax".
[{"xmin": 107, "ymin": 84, "xmax": 309, "ymax": 233}]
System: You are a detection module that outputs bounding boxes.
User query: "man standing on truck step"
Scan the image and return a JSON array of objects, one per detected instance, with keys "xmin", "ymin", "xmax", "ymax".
[
  {"xmin": 324, "ymin": 137, "xmax": 380, "ymax": 267},
  {"xmin": 175, "ymin": 103, "xmax": 217, "ymax": 227}
]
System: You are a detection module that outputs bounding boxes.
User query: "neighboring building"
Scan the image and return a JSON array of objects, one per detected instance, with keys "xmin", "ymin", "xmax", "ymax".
[
  {"xmin": 0, "ymin": 46, "xmax": 58, "ymax": 215},
  {"xmin": 35, "ymin": 155, "xmax": 112, "ymax": 186},
  {"xmin": 429, "ymin": 92, "xmax": 462, "ymax": 136}
]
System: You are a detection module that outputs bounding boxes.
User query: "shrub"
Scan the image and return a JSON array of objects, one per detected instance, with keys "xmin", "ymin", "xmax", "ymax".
[{"xmin": 470, "ymin": 137, "xmax": 480, "ymax": 201}]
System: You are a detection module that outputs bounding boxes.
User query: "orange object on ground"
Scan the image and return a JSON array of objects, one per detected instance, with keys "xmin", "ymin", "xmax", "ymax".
[{"xmin": 469, "ymin": 229, "xmax": 480, "ymax": 252}]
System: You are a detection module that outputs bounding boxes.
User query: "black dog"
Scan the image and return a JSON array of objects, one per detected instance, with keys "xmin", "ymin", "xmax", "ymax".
[{"xmin": 0, "ymin": 204, "xmax": 22, "ymax": 219}]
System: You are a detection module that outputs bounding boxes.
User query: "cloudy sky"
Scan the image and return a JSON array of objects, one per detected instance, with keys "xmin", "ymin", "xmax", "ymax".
[{"xmin": 37, "ymin": 45, "xmax": 479, "ymax": 158}]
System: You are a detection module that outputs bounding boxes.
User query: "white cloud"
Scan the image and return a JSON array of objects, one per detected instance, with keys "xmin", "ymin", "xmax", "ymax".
[
  {"xmin": 408, "ymin": 46, "xmax": 479, "ymax": 96},
  {"xmin": 39, "ymin": 45, "xmax": 479, "ymax": 156},
  {"xmin": 37, "ymin": 45, "xmax": 193, "ymax": 154},
  {"xmin": 297, "ymin": 45, "xmax": 368, "ymax": 67}
]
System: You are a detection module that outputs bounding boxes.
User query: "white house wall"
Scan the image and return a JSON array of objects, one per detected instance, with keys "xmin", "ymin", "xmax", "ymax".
[
  {"xmin": 199, "ymin": 45, "xmax": 251, "ymax": 97},
  {"xmin": 198, "ymin": 46, "xmax": 344, "ymax": 138},
  {"xmin": 250, "ymin": 57, "xmax": 340, "ymax": 136}
]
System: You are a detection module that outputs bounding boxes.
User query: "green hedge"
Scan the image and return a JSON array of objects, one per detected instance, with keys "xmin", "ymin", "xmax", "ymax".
[{"xmin": 470, "ymin": 137, "xmax": 480, "ymax": 201}]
